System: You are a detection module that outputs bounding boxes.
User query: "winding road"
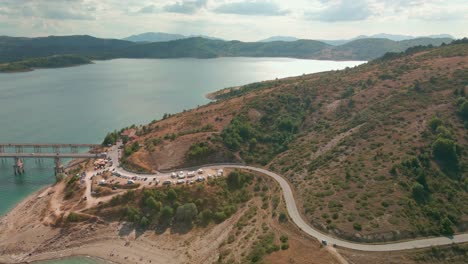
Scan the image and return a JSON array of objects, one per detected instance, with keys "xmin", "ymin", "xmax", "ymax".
[{"xmin": 100, "ymin": 143, "xmax": 468, "ymax": 252}]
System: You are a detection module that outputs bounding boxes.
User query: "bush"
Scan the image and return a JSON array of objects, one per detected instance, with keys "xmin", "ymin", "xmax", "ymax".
[
  {"xmin": 55, "ymin": 173, "xmax": 66, "ymax": 183},
  {"xmin": 67, "ymin": 212, "xmax": 81, "ymax": 222},
  {"xmin": 353, "ymin": 222, "xmax": 362, "ymax": 231},
  {"xmin": 459, "ymin": 100, "xmax": 468, "ymax": 120},
  {"xmin": 160, "ymin": 206, "xmax": 174, "ymax": 222},
  {"xmin": 412, "ymin": 183, "xmax": 429, "ymax": 203},
  {"xmin": 227, "ymin": 170, "xmax": 253, "ymax": 190},
  {"xmin": 432, "ymin": 138, "xmax": 459, "ymax": 164},
  {"xmin": 175, "ymin": 203, "xmax": 198, "ymax": 225},
  {"xmin": 166, "ymin": 189, "xmax": 178, "ymax": 202},
  {"xmin": 278, "ymin": 212, "xmax": 287, "ymax": 223},
  {"xmin": 428, "ymin": 116, "xmax": 443, "ymax": 132},
  {"xmin": 102, "ymin": 131, "xmax": 118, "ymax": 146}
]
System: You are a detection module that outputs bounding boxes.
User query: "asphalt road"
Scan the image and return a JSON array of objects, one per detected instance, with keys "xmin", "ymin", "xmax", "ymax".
[{"xmin": 106, "ymin": 144, "xmax": 468, "ymax": 252}]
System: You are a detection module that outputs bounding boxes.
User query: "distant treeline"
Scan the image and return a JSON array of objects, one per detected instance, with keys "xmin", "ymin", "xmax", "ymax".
[
  {"xmin": 0, "ymin": 55, "xmax": 91, "ymax": 72},
  {"xmin": 0, "ymin": 35, "xmax": 455, "ymax": 64}
]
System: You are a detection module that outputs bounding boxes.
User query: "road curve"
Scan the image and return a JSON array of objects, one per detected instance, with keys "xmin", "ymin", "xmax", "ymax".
[
  {"xmin": 205, "ymin": 165, "xmax": 468, "ymax": 252},
  {"xmin": 106, "ymin": 144, "xmax": 468, "ymax": 252}
]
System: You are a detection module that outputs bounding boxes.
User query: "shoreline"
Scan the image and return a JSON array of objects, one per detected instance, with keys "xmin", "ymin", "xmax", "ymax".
[{"xmin": 205, "ymin": 86, "xmax": 240, "ymax": 100}]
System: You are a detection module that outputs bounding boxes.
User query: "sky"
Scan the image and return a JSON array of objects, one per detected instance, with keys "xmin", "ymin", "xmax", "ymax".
[{"xmin": 0, "ymin": 0, "xmax": 467, "ymax": 41}]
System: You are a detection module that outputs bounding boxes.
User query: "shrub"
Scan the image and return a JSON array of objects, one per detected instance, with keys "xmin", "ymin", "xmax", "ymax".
[
  {"xmin": 160, "ymin": 206, "xmax": 174, "ymax": 222},
  {"xmin": 428, "ymin": 116, "xmax": 443, "ymax": 132},
  {"xmin": 432, "ymin": 138, "xmax": 459, "ymax": 164},
  {"xmin": 175, "ymin": 203, "xmax": 198, "ymax": 225},
  {"xmin": 458, "ymin": 100, "xmax": 468, "ymax": 120},
  {"xmin": 353, "ymin": 222, "xmax": 362, "ymax": 231},
  {"xmin": 227, "ymin": 170, "xmax": 253, "ymax": 190},
  {"xmin": 278, "ymin": 212, "xmax": 287, "ymax": 223}
]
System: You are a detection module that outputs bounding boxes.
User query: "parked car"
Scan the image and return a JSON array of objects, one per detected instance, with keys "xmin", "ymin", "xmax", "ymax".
[
  {"xmin": 177, "ymin": 179, "xmax": 185, "ymax": 185},
  {"xmin": 163, "ymin": 180, "xmax": 172, "ymax": 185},
  {"xmin": 196, "ymin": 176, "xmax": 205, "ymax": 182}
]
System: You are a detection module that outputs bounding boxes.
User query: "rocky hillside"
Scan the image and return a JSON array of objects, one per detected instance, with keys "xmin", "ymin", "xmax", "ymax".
[{"xmin": 122, "ymin": 41, "xmax": 468, "ymax": 241}]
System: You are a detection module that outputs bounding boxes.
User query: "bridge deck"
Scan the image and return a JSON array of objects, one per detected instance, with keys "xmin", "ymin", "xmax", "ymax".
[
  {"xmin": 0, "ymin": 153, "xmax": 106, "ymax": 158},
  {"xmin": 0, "ymin": 143, "xmax": 100, "ymax": 148}
]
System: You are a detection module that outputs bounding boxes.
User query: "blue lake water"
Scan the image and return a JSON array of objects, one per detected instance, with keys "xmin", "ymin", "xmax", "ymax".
[{"xmin": 0, "ymin": 57, "xmax": 365, "ymax": 217}]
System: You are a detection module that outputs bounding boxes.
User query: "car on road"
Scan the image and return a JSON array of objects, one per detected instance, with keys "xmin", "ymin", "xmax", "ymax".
[
  {"xmin": 177, "ymin": 179, "xmax": 185, "ymax": 185},
  {"xmin": 178, "ymin": 172, "xmax": 186, "ymax": 179},
  {"xmin": 196, "ymin": 176, "xmax": 205, "ymax": 182},
  {"xmin": 162, "ymin": 180, "xmax": 172, "ymax": 185}
]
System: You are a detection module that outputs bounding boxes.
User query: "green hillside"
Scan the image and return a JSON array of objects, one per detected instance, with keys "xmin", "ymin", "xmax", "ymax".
[{"xmin": 0, "ymin": 35, "xmax": 454, "ymax": 65}]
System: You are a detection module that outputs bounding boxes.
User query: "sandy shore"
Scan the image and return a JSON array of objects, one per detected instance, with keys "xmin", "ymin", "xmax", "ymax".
[{"xmin": 0, "ymin": 180, "xmax": 247, "ymax": 264}]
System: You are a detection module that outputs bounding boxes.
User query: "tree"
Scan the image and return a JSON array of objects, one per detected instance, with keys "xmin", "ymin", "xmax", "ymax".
[
  {"xmin": 432, "ymin": 138, "xmax": 459, "ymax": 164},
  {"xmin": 160, "ymin": 206, "xmax": 174, "ymax": 222},
  {"xmin": 145, "ymin": 197, "xmax": 161, "ymax": 212},
  {"xmin": 175, "ymin": 203, "xmax": 198, "ymax": 225},
  {"xmin": 166, "ymin": 189, "xmax": 178, "ymax": 202},
  {"xmin": 140, "ymin": 216, "xmax": 150, "ymax": 228},
  {"xmin": 440, "ymin": 217, "xmax": 454, "ymax": 236},
  {"xmin": 459, "ymin": 100, "xmax": 468, "ymax": 120},
  {"xmin": 411, "ymin": 183, "xmax": 428, "ymax": 203},
  {"xmin": 227, "ymin": 170, "xmax": 251, "ymax": 190},
  {"xmin": 199, "ymin": 209, "xmax": 213, "ymax": 226},
  {"xmin": 428, "ymin": 116, "xmax": 443, "ymax": 132},
  {"xmin": 102, "ymin": 132, "xmax": 118, "ymax": 146}
]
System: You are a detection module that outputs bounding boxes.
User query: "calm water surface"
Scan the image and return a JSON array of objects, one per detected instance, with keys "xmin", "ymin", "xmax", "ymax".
[{"xmin": 0, "ymin": 57, "xmax": 365, "ymax": 217}]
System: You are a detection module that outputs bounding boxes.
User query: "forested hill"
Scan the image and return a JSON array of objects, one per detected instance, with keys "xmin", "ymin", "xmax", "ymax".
[
  {"xmin": 0, "ymin": 34, "xmax": 454, "ymax": 63},
  {"xmin": 120, "ymin": 40, "xmax": 468, "ymax": 242}
]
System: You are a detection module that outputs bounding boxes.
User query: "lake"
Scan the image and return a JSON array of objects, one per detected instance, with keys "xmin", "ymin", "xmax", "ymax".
[{"xmin": 0, "ymin": 57, "xmax": 365, "ymax": 216}]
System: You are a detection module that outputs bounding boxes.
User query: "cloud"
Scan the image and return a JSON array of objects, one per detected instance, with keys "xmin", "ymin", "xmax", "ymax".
[
  {"xmin": 306, "ymin": 0, "xmax": 372, "ymax": 22},
  {"xmin": 136, "ymin": 5, "xmax": 159, "ymax": 14},
  {"xmin": 163, "ymin": 0, "xmax": 208, "ymax": 14},
  {"xmin": 214, "ymin": 0, "xmax": 288, "ymax": 16},
  {"xmin": 0, "ymin": 0, "xmax": 96, "ymax": 20}
]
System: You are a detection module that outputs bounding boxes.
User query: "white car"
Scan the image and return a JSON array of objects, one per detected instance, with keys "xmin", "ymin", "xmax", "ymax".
[
  {"xmin": 187, "ymin": 171, "xmax": 196, "ymax": 178},
  {"xmin": 177, "ymin": 179, "xmax": 185, "ymax": 185},
  {"xmin": 178, "ymin": 172, "xmax": 186, "ymax": 179},
  {"xmin": 171, "ymin": 172, "xmax": 177, "ymax": 179},
  {"xmin": 196, "ymin": 176, "xmax": 205, "ymax": 182}
]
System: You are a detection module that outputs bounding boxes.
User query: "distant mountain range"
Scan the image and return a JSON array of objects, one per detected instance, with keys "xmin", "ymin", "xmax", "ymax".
[
  {"xmin": 0, "ymin": 35, "xmax": 455, "ymax": 65},
  {"xmin": 123, "ymin": 32, "xmax": 222, "ymax": 42},
  {"xmin": 258, "ymin": 33, "xmax": 454, "ymax": 46}
]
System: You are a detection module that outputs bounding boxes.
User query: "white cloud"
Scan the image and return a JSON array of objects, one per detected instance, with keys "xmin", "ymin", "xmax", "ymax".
[
  {"xmin": 214, "ymin": 0, "xmax": 289, "ymax": 16},
  {"xmin": 0, "ymin": 0, "xmax": 466, "ymax": 40}
]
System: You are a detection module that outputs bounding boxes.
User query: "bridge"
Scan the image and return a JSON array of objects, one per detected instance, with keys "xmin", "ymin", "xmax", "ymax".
[{"xmin": 0, "ymin": 143, "xmax": 104, "ymax": 175}]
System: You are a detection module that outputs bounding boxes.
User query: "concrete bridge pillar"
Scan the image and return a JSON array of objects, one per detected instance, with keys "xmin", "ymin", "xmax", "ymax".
[
  {"xmin": 13, "ymin": 157, "xmax": 25, "ymax": 175},
  {"xmin": 54, "ymin": 157, "xmax": 64, "ymax": 176},
  {"xmin": 71, "ymin": 146, "xmax": 78, "ymax": 153},
  {"xmin": 53, "ymin": 146, "xmax": 60, "ymax": 153}
]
